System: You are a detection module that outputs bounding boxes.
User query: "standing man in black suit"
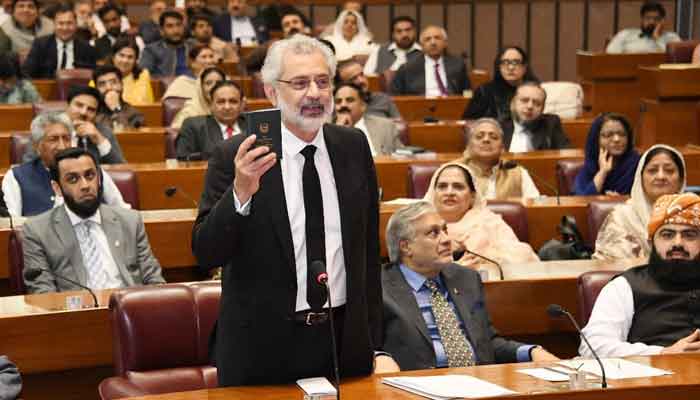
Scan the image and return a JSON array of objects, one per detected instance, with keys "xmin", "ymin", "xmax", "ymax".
[
  {"xmin": 176, "ymin": 80, "xmax": 246, "ymax": 160},
  {"xmin": 192, "ymin": 34, "xmax": 398, "ymax": 386},
  {"xmin": 22, "ymin": 3, "xmax": 96, "ymax": 79},
  {"xmin": 382, "ymin": 202, "xmax": 558, "ymax": 370},
  {"xmin": 500, "ymin": 82, "xmax": 571, "ymax": 152},
  {"xmin": 390, "ymin": 25, "xmax": 469, "ymax": 96},
  {"xmin": 213, "ymin": 0, "xmax": 268, "ymax": 46}
]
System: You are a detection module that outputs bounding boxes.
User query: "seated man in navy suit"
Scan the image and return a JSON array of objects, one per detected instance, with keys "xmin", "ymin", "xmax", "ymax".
[
  {"xmin": 382, "ymin": 201, "xmax": 558, "ymax": 370},
  {"xmin": 22, "ymin": 2, "xmax": 96, "ymax": 79},
  {"xmin": 213, "ymin": 0, "xmax": 268, "ymax": 46}
]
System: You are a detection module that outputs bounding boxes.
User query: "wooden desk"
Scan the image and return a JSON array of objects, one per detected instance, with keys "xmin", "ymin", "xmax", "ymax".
[
  {"xmin": 638, "ymin": 66, "xmax": 700, "ymax": 148},
  {"xmin": 117, "ymin": 128, "xmax": 166, "ymax": 163},
  {"xmin": 127, "ymin": 354, "xmax": 700, "ymax": 400},
  {"xmin": 393, "ymin": 95, "xmax": 470, "ymax": 121},
  {"xmin": 577, "ymin": 52, "xmax": 666, "ymax": 125},
  {"xmin": 0, "ymin": 105, "xmax": 34, "ymax": 131}
]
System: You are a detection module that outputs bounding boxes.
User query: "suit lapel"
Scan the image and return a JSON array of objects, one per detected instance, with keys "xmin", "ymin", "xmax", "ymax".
[
  {"xmin": 49, "ymin": 36, "xmax": 58, "ymax": 72},
  {"xmin": 52, "ymin": 207, "xmax": 88, "ymax": 285},
  {"xmin": 444, "ymin": 57, "xmax": 458, "ymax": 93},
  {"xmin": 206, "ymin": 116, "xmax": 222, "ymax": 147},
  {"xmin": 441, "ymin": 267, "xmax": 481, "ymax": 344},
  {"xmin": 416, "ymin": 56, "xmax": 426, "ymax": 94},
  {"xmin": 385, "ymin": 265, "xmax": 431, "ymax": 345},
  {"xmin": 99, "ymin": 206, "xmax": 133, "ymax": 285},
  {"xmin": 257, "ymin": 158, "xmax": 295, "ymax": 274}
]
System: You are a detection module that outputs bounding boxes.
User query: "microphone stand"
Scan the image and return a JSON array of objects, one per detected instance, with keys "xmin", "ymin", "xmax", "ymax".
[{"xmin": 320, "ymin": 276, "xmax": 341, "ymax": 400}]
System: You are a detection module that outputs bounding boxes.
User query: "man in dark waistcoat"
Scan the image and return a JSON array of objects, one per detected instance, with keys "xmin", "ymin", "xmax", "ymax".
[{"xmin": 580, "ymin": 192, "xmax": 700, "ymax": 357}]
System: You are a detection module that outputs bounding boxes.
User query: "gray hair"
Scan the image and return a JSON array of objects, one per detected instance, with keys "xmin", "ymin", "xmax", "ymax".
[
  {"xmin": 465, "ymin": 117, "xmax": 504, "ymax": 143},
  {"xmin": 30, "ymin": 111, "xmax": 73, "ymax": 145},
  {"xmin": 385, "ymin": 201, "xmax": 437, "ymax": 263},
  {"xmin": 420, "ymin": 25, "xmax": 448, "ymax": 41},
  {"xmin": 260, "ymin": 34, "xmax": 337, "ymax": 87}
]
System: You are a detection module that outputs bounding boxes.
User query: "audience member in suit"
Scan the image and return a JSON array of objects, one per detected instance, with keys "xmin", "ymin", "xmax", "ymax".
[
  {"xmin": 257, "ymin": 3, "xmax": 310, "ymax": 32},
  {"xmin": 22, "ymin": 147, "xmax": 165, "ymax": 294},
  {"xmin": 110, "ymin": 38, "xmax": 154, "ymax": 105},
  {"xmin": 333, "ymin": 82, "xmax": 403, "ymax": 155},
  {"xmin": 176, "ymin": 80, "xmax": 247, "ymax": 160},
  {"xmin": 363, "ymin": 15, "xmax": 422, "ymax": 76},
  {"xmin": 171, "ymin": 66, "xmax": 225, "ymax": 129},
  {"xmin": 606, "ymin": 1, "xmax": 680, "ymax": 54},
  {"xmin": 93, "ymin": 4, "xmax": 144, "ymax": 64},
  {"xmin": 243, "ymin": 9, "xmax": 311, "ymax": 75},
  {"xmin": 185, "ymin": 0, "xmax": 218, "ymax": 22},
  {"xmin": 139, "ymin": 10, "xmax": 191, "ymax": 78},
  {"xmin": 463, "ymin": 46, "xmax": 539, "ymax": 121},
  {"xmin": 187, "ymin": 13, "xmax": 238, "ymax": 64},
  {"xmin": 2, "ymin": 111, "xmax": 128, "ymax": 217},
  {"xmin": 0, "ymin": 51, "xmax": 41, "ymax": 103},
  {"xmin": 382, "ymin": 202, "xmax": 558, "ymax": 370},
  {"xmin": 161, "ymin": 44, "xmax": 217, "ymax": 99},
  {"xmin": 137, "ymin": 0, "xmax": 165, "ymax": 44},
  {"xmin": 93, "ymin": 65, "xmax": 145, "ymax": 130},
  {"xmin": 22, "ymin": 3, "xmax": 96, "ymax": 79},
  {"xmin": 336, "ymin": 59, "xmax": 401, "ymax": 119},
  {"xmin": 390, "ymin": 25, "xmax": 470, "ymax": 96},
  {"xmin": 213, "ymin": 0, "xmax": 269, "ymax": 46},
  {"xmin": 0, "ymin": 0, "xmax": 54, "ymax": 56},
  {"xmin": 500, "ymin": 82, "xmax": 570, "ymax": 152},
  {"xmin": 192, "ymin": 35, "xmax": 398, "ymax": 386},
  {"xmin": 63, "ymin": 85, "xmax": 126, "ymax": 164},
  {"xmin": 0, "ymin": 356, "xmax": 21, "ymax": 400}
]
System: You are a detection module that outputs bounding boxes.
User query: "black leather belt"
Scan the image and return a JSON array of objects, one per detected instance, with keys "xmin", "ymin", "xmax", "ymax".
[{"xmin": 294, "ymin": 306, "xmax": 344, "ymax": 326}]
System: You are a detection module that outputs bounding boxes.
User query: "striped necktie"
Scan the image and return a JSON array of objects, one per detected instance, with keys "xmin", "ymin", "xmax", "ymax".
[{"xmin": 75, "ymin": 220, "xmax": 109, "ymax": 289}]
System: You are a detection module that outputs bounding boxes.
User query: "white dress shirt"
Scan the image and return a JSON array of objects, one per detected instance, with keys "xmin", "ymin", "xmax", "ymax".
[
  {"xmin": 364, "ymin": 42, "xmax": 422, "ymax": 75},
  {"xmin": 579, "ymin": 276, "xmax": 665, "ymax": 358},
  {"xmin": 56, "ymin": 39, "xmax": 74, "ymax": 71},
  {"xmin": 216, "ymin": 120, "xmax": 241, "ymax": 139},
  {"xmin": 605, "ymin": 28, "xmax": 681, "ymax": 54},
  {"xmin": 64, "ymin": 205, "xmax": 126, "ymax": 289},
  {"xmin": 2, "ymin": 165, "xmax": 130, "ymax": 217},
  {"xmin": 424, "ymin": 55, "xmax": 448, "ymax": 97},
  {"xmin": 481, "ymin": 165, "xmax": 540, "ymax": 199},
  {"xmin": 353, "ymin": 116, "xmax": 377, "ymax": 156},
  {"xmin": 233, "ymin": 123, "xmax": 347, "ymax": 312},
  {"xmin": 230, "ymin": 16, "xmax": 257, "ymax": 45},
  {"xmin": 508, "ymin": 121, "xmax": 535, "ymax": 153}
]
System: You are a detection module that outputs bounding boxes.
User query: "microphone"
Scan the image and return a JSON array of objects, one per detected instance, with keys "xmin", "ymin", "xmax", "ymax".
[
  {"xmin": 547, "ymin": 304, "xmax": 607, "ymax": 389},
  {"xmin": 310, "ymin": 260, "xmax": 341, "ymax": 400},
  {"xmin": 503, "ymin": 160, "xmax": 560, "ymax": 205},
  {"xmin": 164, "ymin": 186, "xmax": 198, "ymax": 208},
  {"xmin": 452, "ymin": 248, "xmax": 504, "ymax": 280},
  {"xmin": 25, "ymin": 268, "xmax": 99, "ymax": 308}
]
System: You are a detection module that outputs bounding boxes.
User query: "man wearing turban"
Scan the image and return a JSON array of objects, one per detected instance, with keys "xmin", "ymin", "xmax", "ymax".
[{"xmin": 579, "ymin": 192, "xmax": 700, "ymax": 358}]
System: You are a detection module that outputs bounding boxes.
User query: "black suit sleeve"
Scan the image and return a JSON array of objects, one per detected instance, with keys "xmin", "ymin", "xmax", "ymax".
[
  {"xmin": 175, "ymin": 118, "xmax": 201, "ymax": 160},
  {"xmin": 462, "ymin": 85, "xmax": 492, "ymax": 119},
  {"xmin": 389, "ymin": 65, "xmax": 407, "ymax": 95},
  {"xmin": 548, "ymin": 114, "xmax": 571, "ymax": 149},
  {"xmin": 22, "ymin": 39, "xmax": 45, "ymax": 78}
]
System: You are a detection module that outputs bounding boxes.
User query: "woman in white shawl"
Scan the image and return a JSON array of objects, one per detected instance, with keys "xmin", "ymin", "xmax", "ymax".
[
  {"xmin": 593, "ymin": 144, "xmax": 686, "ymax": 261},
  {"xmin": 323, "ymin": 10, "xmax": 376, "ymax": 61},
  {"xmin": 423, "ymin": 162, "xmax": 539, "ymax": 278}
]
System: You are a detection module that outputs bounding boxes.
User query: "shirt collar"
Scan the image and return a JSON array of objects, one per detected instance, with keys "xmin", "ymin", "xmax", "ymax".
[
  {"xmin": 56, "ymin": 38, "xmax": 73, "ymax": 47},
  {"xmin": 216, "ymin": 118, "xmax": 239, "ymax": 133},
  {"xmin": 399, "ymin": 264, "xmax": 445, "ymax": 293},
  {"xmin": 424, "ymin": 55, "xmax": 444, "ymax": 68},
  {"xmin": 281, "ymin": 121, "xmax": 327, "ymax": 160},
  {"xmin": 388, "ymin": 41, "xmax": 422, "ymax": 53},
  {"xmin": 64, "ymin": 204, "xmax": 101, "ymax": 227},
  {"xmin": 354, "ymin": 116, "xmax": 367, "ymax": 133}
]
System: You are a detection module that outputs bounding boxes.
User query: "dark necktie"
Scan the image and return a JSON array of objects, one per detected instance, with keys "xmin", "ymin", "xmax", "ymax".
[
  {"xmin": 434, "ymin": 62, "xmax": 448, "ymax": 96},
  {"xmin": 425, "ymin": 279, "xmax": 475, "ymax": 367},
  {"xmin": 301, "ymin": 145, "xmax": 327, "ymax": 311},
  {"xmin": 60, "ymin": 42, "xmax": 67, "ymax": 70}
]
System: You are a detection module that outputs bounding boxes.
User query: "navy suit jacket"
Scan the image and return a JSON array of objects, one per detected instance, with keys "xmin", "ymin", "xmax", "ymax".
[
  {"xmin": 22, "ymin": 34, "xmax": 97, "ymax": 79},
  {"xmin": 390, "ymin": 54, "xmax": 470, "ymax": 96},
  {"xmin": 212, "ymin": 13, "xmax": 269, "ymax": 44}
]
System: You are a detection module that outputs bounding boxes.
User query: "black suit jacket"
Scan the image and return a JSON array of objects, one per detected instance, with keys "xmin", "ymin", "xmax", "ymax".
[
  {"xmin": 390, "ymin": 54, "xmax": 470, "ymax": 96},
  {"xmin": 175, "ymin": 115, "xmax": 247, "ymax": 160},
  {"xmin": 213, "ymin": 13, "xmax": 269, "ymax": 44},
  {"xmin": 500, "ymin": 114, "xmax": 571, "ymax": 151},
  {"xmin": 22, "ymin": 34, "xmax": 97, "ymax": 79},
  {"xmin": 192, "ymin": 124, "xmax": 381, "ymax": 386},
  {"xmin": 382, "ymin": 263, "xmax": 524, "ymax": 371}
]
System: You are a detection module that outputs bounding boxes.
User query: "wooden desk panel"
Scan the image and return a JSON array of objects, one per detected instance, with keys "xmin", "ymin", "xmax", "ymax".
[
  {"xmin": 0, "ymin": 134, "xmax": 10, "ymax": 167},
  {"xmin": 33, "ymin": 79, "xmax": 57, "ymax": 100},
  {"xmin": 394, "ymin": 96, "xmax": 470, "ymax": 121},
  {"xmin": 117, "ymin": 129, "xmax": 165, "ymax": 163},
  {"xmin": 133, "ymin": 103, "xmax": 163, "ymax": 127},
  {"xmin": 0, "ymin": 105, "xmax": 34, "ymax": 131}
]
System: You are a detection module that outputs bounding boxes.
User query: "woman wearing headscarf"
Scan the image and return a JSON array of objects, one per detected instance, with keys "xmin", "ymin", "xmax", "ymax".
[
  {"xmin": 462, "ymin": 46, "xmax": 538, "ymax": 121},
  {"xmin": 170, "ymin": 66, "xmax": 226, "ymax": 129},
  {"xmin": 424, "ymin": 162, "xmax": 539, "ymax": 278},
  {"xmin": 162, "ymin": 44, "xmax": 217, "ymax": 100},
  {"xmin": 593, "ymin": 144, "xmax": 686, "ymax": 261},
  {"xmin": 323, "ymin": 9, "xmax": 375, "ymax": 61},
  {"xmin": 573, "ymin": 113, "xmax": 640, "ymax": 195}
]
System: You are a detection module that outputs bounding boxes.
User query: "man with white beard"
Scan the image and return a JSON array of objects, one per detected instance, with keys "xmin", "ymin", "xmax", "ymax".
[{"xmin": 192, "ymin": 34, "xmax": 398, "ymax": 386}]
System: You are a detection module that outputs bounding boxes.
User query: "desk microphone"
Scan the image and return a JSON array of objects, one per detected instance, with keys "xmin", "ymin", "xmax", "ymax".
[
  {"xmin": 310, "ymin": 260, "xmax": 341, "ymax": 400},
  {"xmin": 547, "ymin": 304, "xmax": 607, "ymax": 389},
  {"xmin": 452, "ymin": 248, "xmax": 504, "ymax": 280},
  {"xmin": 24, "ymin": 268, "xmax": 99, "ymax": 308},
  {"xmin": 164, "ymin": 186, "xmax": 198, "ymax": 208},
  {"xmin": 503, "ymin": 160, "xmax": 560, "ymax": 205}
]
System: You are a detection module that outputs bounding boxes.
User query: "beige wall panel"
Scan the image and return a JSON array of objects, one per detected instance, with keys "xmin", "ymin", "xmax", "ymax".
[
  {"xmin": 366, "ymin": 5, "xmax": 390, "ymax": 43},
  {"xmin": 447, "ymin": 4, "xmax": 471, "ymax": 66},
  {"xmin": 618, "ymin": 1, "xmax": 644, "ymax": 31},
  {"xmin": 588, "ymin": 2, "xmax": 615, "ymax": 52},
  {"xmin": 531, "ymin": 1, "xmax": 555, "ymax": 81},
  {"xmin": 559, "ymin": 1, "xmax": 584, "ymax": 81},
  {"xmin": 418, "ymin": 4, "xmax": 444, "ymax": 28},
  {"xmin": 502, "ymin": 2, "xmax": 527, "ymax": 50},
  {"xmin": 473, "ymin": 2, "xmax": 499, "ymax": 72},
  {"xmin": 314, "ymin": 6, "xmax": 338, "ymax": 28},
  {"xmin": 394, "ymin": 5, "xmax": 417, "ymax": 21}
]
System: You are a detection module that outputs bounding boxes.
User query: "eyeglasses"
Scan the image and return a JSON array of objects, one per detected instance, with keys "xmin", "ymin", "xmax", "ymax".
[
  {"xmin": 500, "ymin": 59, "xmax": 524, "ymax": 67},
  {"xmin": 277, "ymin": 75, "xmax": 331, "ymax": 91},
  {"xmin": 599, "ymin": 130, "xmax": 627, "ymax": 139}
]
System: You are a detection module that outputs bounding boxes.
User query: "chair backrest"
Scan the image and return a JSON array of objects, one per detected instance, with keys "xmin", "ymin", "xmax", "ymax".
[
  {"xmin": 587, "ymin": 198, "xmax": 625, "ymax": 249},
  {"xmin": 541, "ymin": 81, "xmax": 583, "ymax": 119},
  {"xmin": 556, "ymin": 159, "xmax": 584, "ymax": 196},
  {"xmin": 577, "ymin": 270, "xmax": 619, "ymax": 326},
  {"xmin": 666, "ymin": 40, "xmax": 700, "ymax": 63},
  {"xmin": 56, "ymin": 68, "xmax": 94, "ymax": 100},
  {"xmin": 165, "ymin": 128, "xmax": 179, "ymax": 159},
  {"xmin": 10, "ymin": 132, "xmax": 32, "ymax": 165},
  {"xmin": 105, "ymin": 169, "xmax": 140, "ymax": 210},
  {"xmin": 486, "ymin": 200, "xmax": 530, "ymax": 243},
  {"xmin": 8, "ymin": 229, "xmax": 26, "ymax": 295},
  {"xmin": 109, "ymin": 282, "xmax": 220, "ymax": 388},
  {"xmin": 162, "ymin": 97, "xmax": 188, "ymax": 127},
  {"xmin": 407, "ymin": 164, "xmax": 440, "ymax": 199}
]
